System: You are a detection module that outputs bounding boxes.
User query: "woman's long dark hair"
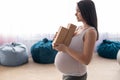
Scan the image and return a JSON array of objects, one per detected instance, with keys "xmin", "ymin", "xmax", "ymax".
[{"xmin": 77, "ymin": 0, "xmax": 99, "ymax": 40}]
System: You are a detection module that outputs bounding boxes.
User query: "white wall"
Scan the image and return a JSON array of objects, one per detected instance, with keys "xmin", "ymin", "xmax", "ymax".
[
  {"xmin": 94, "ymin": 0, "xmax": 120, "ymax": 33},
  {"xmin": 0, "ymin": 0, "xmax": 120, "ymax": 35}
]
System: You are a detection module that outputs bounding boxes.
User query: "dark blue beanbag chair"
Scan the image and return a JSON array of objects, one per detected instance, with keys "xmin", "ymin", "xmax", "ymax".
[
  {"xmin": 31, "ymin": 38, "xmax": 58, "ymax": 64},
  {"xmin": 97, "ymin": 39, "xmax": 120, "ymax": 59}
]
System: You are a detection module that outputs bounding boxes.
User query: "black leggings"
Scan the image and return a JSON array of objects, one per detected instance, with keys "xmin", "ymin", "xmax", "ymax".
[{"xmin": 62, "ymin": 73, "xmax": 87, "ymax": 80}]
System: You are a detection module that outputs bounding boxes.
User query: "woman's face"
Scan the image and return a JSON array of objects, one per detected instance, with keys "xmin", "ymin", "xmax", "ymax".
[{"xmin": 75, "ymin": 6, "xmax": 83, "ymax": 22}]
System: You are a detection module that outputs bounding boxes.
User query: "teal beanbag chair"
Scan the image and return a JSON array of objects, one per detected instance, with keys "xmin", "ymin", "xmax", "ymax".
[
  {"xmin": 97, "ymin": 39, "xmax": 120, "ymax": 59},
  {"xmin": 0, "ymin": 42, "xmax": 29, "ymax": 66},
  {"xmin": 31, "ymin": 38, "xmax": 58, "ymax": 64}
]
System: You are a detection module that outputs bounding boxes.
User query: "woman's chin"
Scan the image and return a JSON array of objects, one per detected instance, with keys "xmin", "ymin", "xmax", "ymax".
[{"xmin": 77, "ymin": 20, "xmax": 81, "ymax": 22}]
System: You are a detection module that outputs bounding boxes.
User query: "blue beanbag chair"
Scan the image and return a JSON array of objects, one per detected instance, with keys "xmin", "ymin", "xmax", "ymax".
[
  {"xmin": 97, "ymin": 39, "xmax": 120, "ymax": 59},
  {"xmin": 31, "ymin": 38, "xmax": 58, "ymax": 64},
  {"xmin": 0, "ymin": 42, "xmax": 29, "ymax": 66}
]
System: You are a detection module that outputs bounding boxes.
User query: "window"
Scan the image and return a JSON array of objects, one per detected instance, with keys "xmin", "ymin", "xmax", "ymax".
[{"xmin": 0, "ymin": 0, "xmax": 120, "ymax": 37}]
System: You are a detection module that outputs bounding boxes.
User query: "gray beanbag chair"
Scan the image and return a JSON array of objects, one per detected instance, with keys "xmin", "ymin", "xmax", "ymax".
[{"xmin": 0, "ymin": 42, "xmax": 29, "ymax": 66}]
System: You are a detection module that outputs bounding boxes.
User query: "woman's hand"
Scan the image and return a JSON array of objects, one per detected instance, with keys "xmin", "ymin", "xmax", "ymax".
[{"xmin": 52, "ymin": 43, "xmax": 67, "ymax": 52}]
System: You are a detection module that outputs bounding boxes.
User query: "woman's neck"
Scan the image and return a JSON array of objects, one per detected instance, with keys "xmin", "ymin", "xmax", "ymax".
[{"xmin": 81, "ymin": 21, "xmax": 90, "ymax": 28}]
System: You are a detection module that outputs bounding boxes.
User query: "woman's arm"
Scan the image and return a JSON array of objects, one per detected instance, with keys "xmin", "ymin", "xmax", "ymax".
[{"xmin": 66, "ymin": 29, "xmax": 97, "ymax": 65}]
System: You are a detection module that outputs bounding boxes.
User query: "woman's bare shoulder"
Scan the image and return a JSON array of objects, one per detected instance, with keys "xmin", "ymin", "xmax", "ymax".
[{"xmin": 85, "ymin": 27, "xmax": 97, "ymax": 40}]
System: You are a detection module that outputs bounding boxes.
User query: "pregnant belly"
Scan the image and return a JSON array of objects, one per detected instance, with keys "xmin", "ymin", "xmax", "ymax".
[{"xmin": 54, "ymin": 52, "xmax": 81, "ymax": 74}]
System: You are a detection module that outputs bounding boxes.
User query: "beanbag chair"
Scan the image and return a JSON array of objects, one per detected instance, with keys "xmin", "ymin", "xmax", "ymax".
[
  {"xmin": 0, "ymin": 42, "xmax": 29, "ymax": 66},
  {"xmin": 97, "ymin": 39, "xmax": 120, "ymax": 59},
  {"xmin": 31, "ymin": 38, "xmax": 58, "ymax": 64}
]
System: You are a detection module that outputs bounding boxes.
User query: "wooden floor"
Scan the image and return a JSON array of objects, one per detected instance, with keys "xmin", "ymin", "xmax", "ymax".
[
  {"xmin": 87, "ymin": 53, "xmax": 120, "ymax": 80},
  {"xmin": 0, "ymin": 53, "xmax": 120, "ymax": 80}
]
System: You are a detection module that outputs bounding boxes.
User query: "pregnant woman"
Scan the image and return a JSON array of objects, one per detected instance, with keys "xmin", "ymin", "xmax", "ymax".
[{"xmin": 52, "ymin": 0, "xmax": 99, "ymax": 80}]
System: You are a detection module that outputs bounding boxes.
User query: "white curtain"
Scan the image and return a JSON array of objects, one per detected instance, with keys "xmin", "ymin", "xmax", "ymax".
[{"xmin": 0, "ymin": 0, "xmax": 120, "ymax": 46}]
